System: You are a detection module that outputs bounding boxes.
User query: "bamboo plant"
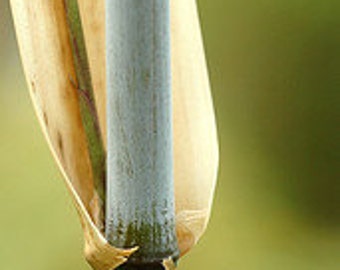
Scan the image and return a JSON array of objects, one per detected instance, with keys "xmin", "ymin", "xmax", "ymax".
[{"xmin": 10, "ymin": 0, "xmax": 219, "ymax": 269}]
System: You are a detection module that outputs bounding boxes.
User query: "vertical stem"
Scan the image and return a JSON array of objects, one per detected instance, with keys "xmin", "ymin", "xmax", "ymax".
[
  {"xmin": 64, "ymin": 0, "xmax": 106, "ymax": 227},
  {"xmin": 106, "ymin": 0, "xmax": 178, "ymax": 268}
]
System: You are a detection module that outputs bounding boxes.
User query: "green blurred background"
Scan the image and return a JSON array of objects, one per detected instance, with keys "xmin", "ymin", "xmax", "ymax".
[{"xmin": 0, "ymin": 0, "xmax": 339, "ymax": 269}]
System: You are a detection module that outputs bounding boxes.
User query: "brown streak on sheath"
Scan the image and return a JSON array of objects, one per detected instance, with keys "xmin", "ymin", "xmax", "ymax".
[
  {"xmin": 43, "ymin": 111, "xmax": 49, "ymax": 127},
  {"xmin": 57, "ymin": 131, "xmax": 65, "ymax": 161},
  {"xmin": 31, "ymin": 81, "xmax": 36, "ymax": 93}
]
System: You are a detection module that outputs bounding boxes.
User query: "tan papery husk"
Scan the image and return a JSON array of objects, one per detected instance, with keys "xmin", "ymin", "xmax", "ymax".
[{"xmin": 10, "ymin": 0, "xmax": 218, "ymax": 269}]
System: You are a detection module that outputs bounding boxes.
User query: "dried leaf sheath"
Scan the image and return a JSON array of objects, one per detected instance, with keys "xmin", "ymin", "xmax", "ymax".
[
  {"xmin": 171, "ymin": 0, "xmax": 219, "ymax": 254},
  {"xmin": 10, "ymin": 0, "xmax": 96, "ymax": 222}
]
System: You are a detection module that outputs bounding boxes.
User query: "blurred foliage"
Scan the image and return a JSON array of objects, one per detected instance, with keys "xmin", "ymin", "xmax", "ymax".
[{"xmin": 0, "ymin": 0, "xmax": 339, "ymax": 269}]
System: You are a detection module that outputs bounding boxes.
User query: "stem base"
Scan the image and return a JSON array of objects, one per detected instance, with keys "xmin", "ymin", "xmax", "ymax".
[{"xmin": 117, "ymin": 262, "xmax": 165, "ymax": 270}]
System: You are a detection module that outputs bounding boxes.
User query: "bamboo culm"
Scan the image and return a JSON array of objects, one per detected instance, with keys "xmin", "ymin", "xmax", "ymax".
[{"xmin": 106, "ymin": 0, "xmax": 179, "ymax": 268}]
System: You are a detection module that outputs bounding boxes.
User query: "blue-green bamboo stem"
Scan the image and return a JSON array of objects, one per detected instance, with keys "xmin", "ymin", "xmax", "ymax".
[{"xmin": 106, "ymin": 0, "xmax": 179, "ymax": 267}]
